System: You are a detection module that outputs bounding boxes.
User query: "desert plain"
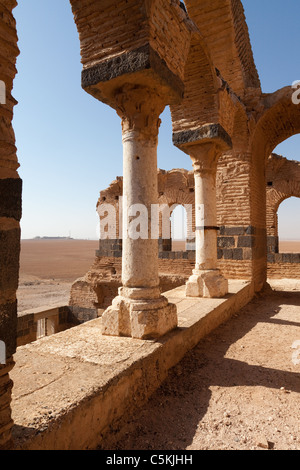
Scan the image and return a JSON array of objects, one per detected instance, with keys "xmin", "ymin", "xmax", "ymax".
[
  {"xmin": 18, "ymin": 238, "xmax": 300, "ymax": 313},
  {"xmin": 18, "ymin": 239, "xmax": 98, "ymax": 312}
]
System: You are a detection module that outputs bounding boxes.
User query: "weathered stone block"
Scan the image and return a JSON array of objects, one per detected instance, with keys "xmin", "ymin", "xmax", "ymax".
[
  {"xmin": 245, "ymin": 226, "xmax": 256, "ymax": 235},
  {"xmin": 237, "ymin": 236, "xmax": 255, "ymax": 248},
  {"xmin": 218, "ymin": 237, "xmax": 235, "ymax": 248},
  {"xmin": 220, "ymin": 226, "xmax": 245, "ymax": 236},
  {"xmin": 232, "ymin": 249, "xmax": 244, "ymax": 261},
  {"xmin": 267, "ymin": 253, "xmax": 275, "ymax": 264},
  {"xmin": 223, "ymin": 249, "xmax": 233, "ymax": 260}
]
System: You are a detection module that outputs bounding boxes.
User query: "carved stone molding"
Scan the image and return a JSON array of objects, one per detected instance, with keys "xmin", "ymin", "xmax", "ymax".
[{"xmin": 115, "ymin": 84, "xmax": 165, "ymax": 140}]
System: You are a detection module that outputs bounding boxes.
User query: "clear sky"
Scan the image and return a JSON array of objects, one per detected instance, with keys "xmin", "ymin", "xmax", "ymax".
[{"xmin": 12, "ymin": 0, "xmax": 300, "ymax": 240}]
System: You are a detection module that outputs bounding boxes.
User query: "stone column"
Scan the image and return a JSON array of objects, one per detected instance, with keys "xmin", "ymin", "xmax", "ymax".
[
  {"xmin": 101, "ymin": 85, "xmax": 177, "ymax": 339},
  {"xmin": 186, "ymin": 142, "xmax": 228, "ymax": 298}
]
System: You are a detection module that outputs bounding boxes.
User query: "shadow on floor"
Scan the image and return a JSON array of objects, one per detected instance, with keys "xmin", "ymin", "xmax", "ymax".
[{"xmin": 100, "ymin": 288, "xmax": 300, "ymax": 450}]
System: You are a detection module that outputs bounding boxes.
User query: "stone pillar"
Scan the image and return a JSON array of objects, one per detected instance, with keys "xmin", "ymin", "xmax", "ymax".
[
  {"xmin": 173, "ymin": 124, "xmax": 232, "ymax": 298},
  {"xmin": 101, "ymin": 85, "xmax": 177, "ymax": 339},
  {"xmin": 186, "ymin": 142, "xmax": 228, "ymax": 297}
]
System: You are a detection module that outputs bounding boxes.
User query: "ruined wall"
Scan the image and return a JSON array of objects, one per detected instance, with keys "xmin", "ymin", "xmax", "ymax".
[
  {"xmin": 265, "ymin": 154, "xmax": 300, "ymax": 278},
  {"xmin": 248, "ymin": 85, "xmax": 300, "ymax": 290},
  {"xmin": 266, "ymin": 153, "xmax": 300, "ymax": 241},
  {"xmin": 267, "ymin": 256, "xmax": 300, "ymax": 279},
  {"xmin": 0, "ymin": 0, "xmax": 20, "ymax": 450}
]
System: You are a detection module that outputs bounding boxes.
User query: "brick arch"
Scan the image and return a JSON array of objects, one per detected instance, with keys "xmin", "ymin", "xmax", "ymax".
[
  {"xmin": 157, "ymin": 169, "xmax": 195, "ymax": 239},
  {"xmin": 253, "ymin": 87, "xmax": 300, "ymax": 160},
  {"xmin": 183, "ymin": 0, "xmax": 261, "ymax": 98},
  {"xmin": 97, "ymin": 169, "xmax": 196, "ymax": 240},
  {"xmin": 170, "ymin": 32, "xmax": 220, "ymax": 133},
  {"xmin": 267, "ymin": 184, "xmax": 300, "ymax": 239}
]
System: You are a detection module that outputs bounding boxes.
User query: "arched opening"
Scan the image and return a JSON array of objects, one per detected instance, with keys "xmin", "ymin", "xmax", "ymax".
[
  {"xmin": 171, "ymin": 204, "xmax": 188, "ymax": 251},
  {"xmin": 157, "ymin": 107, "xmax": 192, "ymax": 172},
  {"xmin": 278, "ymin": 197, "xmax": 300, "ymax": 253},
  {"xmin": 273, "ymin": 134, "xmax": 300, "ymax": 163}
]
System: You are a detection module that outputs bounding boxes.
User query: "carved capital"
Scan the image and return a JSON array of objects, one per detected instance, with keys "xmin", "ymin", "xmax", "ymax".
[
  {"xmin": 190, "ymin": 142, "xmax": 220, "ymax": 175},
  {"xmin": 115, "ymin": 84, "xmax": 165, "ymax": 140}
]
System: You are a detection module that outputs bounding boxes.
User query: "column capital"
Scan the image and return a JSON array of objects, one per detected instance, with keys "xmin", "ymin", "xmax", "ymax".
[
  {"xmin": 173, "ymin": 123, "xmax": 232, "ymax": 171},
  {"xmin": 190, "ymin": 142, "xmax": 220, "ymax": 174},
  {"xmin": 115, "ymin": 84, "xmax": 166, "ymax": 141}
]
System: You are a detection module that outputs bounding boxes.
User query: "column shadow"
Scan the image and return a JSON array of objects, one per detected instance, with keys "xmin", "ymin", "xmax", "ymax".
[{"xmin": 102, "ymin": 289, "xmax": 300, "ymax": 450}]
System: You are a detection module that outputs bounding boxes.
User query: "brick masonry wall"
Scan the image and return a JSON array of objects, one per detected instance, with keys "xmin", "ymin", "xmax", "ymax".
[{"xmin": 267, "ymin": 258, "xmax": 300, "ymax": 279}]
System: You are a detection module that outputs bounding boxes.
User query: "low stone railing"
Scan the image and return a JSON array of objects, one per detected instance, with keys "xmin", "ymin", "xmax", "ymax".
[{"xmin": 17, "ymin": 305, "xmax": 98, "ymax": 347}]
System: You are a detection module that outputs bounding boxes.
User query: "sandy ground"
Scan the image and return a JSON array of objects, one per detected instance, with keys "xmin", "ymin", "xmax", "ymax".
[
  {"xmin": 18, "ymin": 239, "xmax": 98, "ymax": 312},
  {"xmin": 107, "ymin": 280, "xmax": 300, "ymax": 451}
]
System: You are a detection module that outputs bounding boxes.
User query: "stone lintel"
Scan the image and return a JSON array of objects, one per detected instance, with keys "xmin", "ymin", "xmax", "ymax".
[
  {"xmin": 81, "ymin": 44, "xmax": 184, "ymax": 107},
  {"xmin": 173, "ymin": 124, "xmax": 232, "ymax": 153}
]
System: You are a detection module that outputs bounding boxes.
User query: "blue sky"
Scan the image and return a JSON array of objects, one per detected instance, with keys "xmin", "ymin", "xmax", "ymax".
[{"xmin": 13, "ymin": 0, "xmax": 300, "ymax": 240}]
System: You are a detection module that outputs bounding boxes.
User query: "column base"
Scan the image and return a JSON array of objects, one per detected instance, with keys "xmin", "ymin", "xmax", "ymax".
[
  {"xmin": 101, "ymin": 292, "xmax": 178, "ymax": 340},
  {"xmin": 186, "ymin": 269, "xmax": 228, "ymax": 298}
]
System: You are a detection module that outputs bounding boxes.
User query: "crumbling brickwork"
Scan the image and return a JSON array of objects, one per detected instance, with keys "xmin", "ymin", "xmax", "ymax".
[{"xmin": 0, "ymin": 0, "xmax": 20, "ymax": 450}]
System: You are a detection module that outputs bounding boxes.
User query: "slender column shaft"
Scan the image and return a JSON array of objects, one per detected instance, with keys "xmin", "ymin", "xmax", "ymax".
[
  {"xmin": 101, "ymin": 85, "xmax": 177, "ymax": 338},
  {"xmin": 186, "ymin": 142, "xmax": 228, "ymax": 298},
  {"xmin": 194, "ymin": 162, "xmax": 218, "ymax": 270},
  {"xmin": 122, "ymin": 129, "xmax": 160, "ymax": 295}
]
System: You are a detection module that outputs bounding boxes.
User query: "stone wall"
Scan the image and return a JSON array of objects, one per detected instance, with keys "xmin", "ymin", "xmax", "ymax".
[
  {"xmin": 267, "ymin": 255, "xmax": 300, "ymax": 279},
  {"xmin": 17, "ymin": 305, "xmax": 101, "ymax": 347}
]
